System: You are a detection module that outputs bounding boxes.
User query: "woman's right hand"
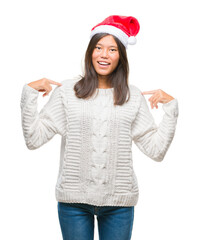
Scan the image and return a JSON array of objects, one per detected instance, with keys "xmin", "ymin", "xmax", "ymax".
[{"xmin": 27, "ymin": 78, "xmax": 62, "ymax": 97}]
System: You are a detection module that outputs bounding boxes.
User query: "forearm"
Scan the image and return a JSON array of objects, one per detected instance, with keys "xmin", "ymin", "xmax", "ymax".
[
  {"xmin": 20, "ymin": 84, "xmax": 64, "ymax": 150},
  {"xmin": 132, "ymin": 98, "xmax": 179, "ymax": 162}
]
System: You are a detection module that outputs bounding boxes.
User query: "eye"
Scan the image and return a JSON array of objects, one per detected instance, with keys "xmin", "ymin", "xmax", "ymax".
[
  {"xmin": 95, "ymin": 46, "xmax": 101, "ymax": 50},
  {"xmin": 110, "ymin": 48, "xmax": 117, "ymax": 52}
]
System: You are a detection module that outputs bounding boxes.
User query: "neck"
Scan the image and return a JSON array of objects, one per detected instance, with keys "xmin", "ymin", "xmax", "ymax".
[{"xmin": 98, "ymin": 75, "xmax": 112, "ymax": 89}]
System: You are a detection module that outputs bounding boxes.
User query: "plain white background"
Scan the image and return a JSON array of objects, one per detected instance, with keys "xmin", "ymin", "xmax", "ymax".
[{"xmin": 0, "ymin": 0, "xmax": 198, "ymax": 239}]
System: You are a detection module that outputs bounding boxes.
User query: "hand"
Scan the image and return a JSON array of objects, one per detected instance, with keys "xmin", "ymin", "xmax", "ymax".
[
  {"xmin": 28, "ymin": 78, "xmax": 62, "ymax": 97},
  {"xmin": 141, "ymin": 89, "xmax": 174, "ymax": 109}
]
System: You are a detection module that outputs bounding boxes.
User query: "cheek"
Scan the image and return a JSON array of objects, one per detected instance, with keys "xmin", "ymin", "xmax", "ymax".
[
  {"xmin": 91, "ymin": 55, "xmax": 95, "ymax": 67},
  {"xmin": 112, "ymin": 55, "xmax": 120, "ymax": 67},
  {"xmin": 92, "ymin": 52, "xmax": 98, "ymax": 71},
  {"xmin": 91, "ymin": 53, "xmax": 95, "ymax": 64},
  {"xmin": 92, "ymin": 50, "xmax": 98, "ymax": 61}
]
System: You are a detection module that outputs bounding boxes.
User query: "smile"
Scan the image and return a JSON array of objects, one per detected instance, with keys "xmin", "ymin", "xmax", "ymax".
[{"xmin": 97, "ymin": 61, "xmax": 110, "ymax": 66}]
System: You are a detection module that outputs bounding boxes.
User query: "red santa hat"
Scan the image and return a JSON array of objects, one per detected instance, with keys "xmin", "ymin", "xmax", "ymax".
[{"xmin": 90, "ymin": 15, "xmax": 140, "ymax": 48}]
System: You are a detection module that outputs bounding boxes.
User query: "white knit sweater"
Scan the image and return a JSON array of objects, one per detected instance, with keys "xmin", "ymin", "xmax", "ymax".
[{"xmin": 20, "ymin": 79, "xmax": 179, "ymax": 207}]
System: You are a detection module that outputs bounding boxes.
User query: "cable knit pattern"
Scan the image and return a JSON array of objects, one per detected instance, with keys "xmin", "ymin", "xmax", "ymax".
[
  {"xmin": 90, "ymin": 88, "xmax": 113, "ymax": 188},
  {"xmin": 20, "ymin": 79, "xmax": 179, "ymax": 207}
]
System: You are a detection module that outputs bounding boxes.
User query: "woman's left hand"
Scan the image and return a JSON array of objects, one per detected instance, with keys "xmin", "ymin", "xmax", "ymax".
[{"xmin": 141, "ymin": 89, "xmax": 175, "ymax": 109}]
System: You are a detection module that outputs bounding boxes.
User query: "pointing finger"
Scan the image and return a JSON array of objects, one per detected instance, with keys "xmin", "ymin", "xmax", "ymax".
[
  {"xmin": 141, "ymin": 90, "xmax": 157, "ymax": 95},
  {"xmin": 48, "ymin": 79, "xmax": 62, "ymax": 86}
]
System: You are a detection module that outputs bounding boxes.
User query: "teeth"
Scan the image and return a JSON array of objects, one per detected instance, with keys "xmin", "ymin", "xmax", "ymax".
[{"xmin": 98, "ymin": 62, "xmax": 109, "ymax": 65}]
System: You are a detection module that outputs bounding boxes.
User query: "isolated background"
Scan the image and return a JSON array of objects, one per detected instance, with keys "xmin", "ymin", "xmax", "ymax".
[{"xmin": 0, "ymin": 0, "xmax": 198, "ymax": 239}]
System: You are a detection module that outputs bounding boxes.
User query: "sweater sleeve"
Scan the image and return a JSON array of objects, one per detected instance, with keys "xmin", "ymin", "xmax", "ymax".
[
  {"xmin": 131, "ymin": 94, "xmax": 179, "ymax": 162},
  {"xmin": 20, "ymin": 83, "xmax": 66, "ymax": 150}
]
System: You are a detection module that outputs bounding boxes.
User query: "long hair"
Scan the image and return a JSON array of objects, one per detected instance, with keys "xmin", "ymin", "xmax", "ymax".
[{"xmin": 74, "ymin": 33, "xmax": 131, "ymax": 106}]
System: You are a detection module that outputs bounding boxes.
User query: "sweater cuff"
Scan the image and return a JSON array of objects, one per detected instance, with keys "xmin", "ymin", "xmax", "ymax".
[
  {"xmin": 162, "ymin": 98, "xmax": 179, "ymax": 118},
  {"xmin": 20, "ymin": 84, "xmax": 39, "ymax": 109}
]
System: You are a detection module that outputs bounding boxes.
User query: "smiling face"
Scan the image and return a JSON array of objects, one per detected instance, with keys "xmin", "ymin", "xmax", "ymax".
[{"xmin": 92, "ymin": 35, "xmax": 120, "ymax": 81}]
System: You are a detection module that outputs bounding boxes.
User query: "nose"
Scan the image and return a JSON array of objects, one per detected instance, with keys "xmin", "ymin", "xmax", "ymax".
[{"xmin": 100, "ymin": 49, "xmax": 108, "ymax": 58}]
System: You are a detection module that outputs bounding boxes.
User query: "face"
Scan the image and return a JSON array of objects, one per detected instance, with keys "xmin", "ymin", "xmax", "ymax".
[{"xmin": 92, "ymin": 35, "xmax": 120, "ymax": 80}]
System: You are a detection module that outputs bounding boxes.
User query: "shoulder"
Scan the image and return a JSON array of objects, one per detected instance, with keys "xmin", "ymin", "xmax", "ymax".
[
  {"xmin": 58, "ymin": 78, "xmax": 80, "ymax": 94},
  {"xmin": 58, "ymin": 78, "xmax": 82, "ymax": 99},
  {"xmin": 128, "ymin": 84, "xmax": 146, "ymax": 109},
  {"xmin": 60, "ymin": 77, "xmax": 80, "ymax": 88},
  {"xmin": 129, "ymin": 84, "xmax": 142, "ymax": 97}
]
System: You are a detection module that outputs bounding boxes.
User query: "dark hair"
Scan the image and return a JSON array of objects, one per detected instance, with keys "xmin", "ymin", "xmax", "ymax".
[{"xmin": 74, "ymin": 33, "xmax": 131, "ymax": 106}]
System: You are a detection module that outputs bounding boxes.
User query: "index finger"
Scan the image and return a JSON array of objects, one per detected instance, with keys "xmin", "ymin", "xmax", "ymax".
[
  {"xmin": 141, "ymin": 90, "xmax": 157, "ymax": 95},
  {"xmin": 48, "ymin": 79, "xmax": 62, "ymax": 86}
]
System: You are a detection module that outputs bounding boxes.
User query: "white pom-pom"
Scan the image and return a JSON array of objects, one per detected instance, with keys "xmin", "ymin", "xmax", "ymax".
[{"xmin": 128, "ymin": 36, "xmax": 137, "ymax": 45}]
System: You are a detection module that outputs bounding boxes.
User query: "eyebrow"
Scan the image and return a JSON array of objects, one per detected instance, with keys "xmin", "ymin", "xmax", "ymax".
[{"xmin": 96, "ymin": 43, "xmax": 118, "ymax": 48}]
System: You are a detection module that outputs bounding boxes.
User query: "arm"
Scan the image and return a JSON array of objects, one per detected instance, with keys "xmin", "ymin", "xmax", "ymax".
[
  {"xmin": 131, "ymin": 93, "xmax": 179, "ymax": 162},
  {"xmin": 20, "ymin": 83, "xmax": 66, "ymax": 150}
]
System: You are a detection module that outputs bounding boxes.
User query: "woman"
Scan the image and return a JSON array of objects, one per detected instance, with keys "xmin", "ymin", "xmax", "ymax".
[{"xmin": 20, "ymin": 15, "xmax": 179, "ymax": 240}]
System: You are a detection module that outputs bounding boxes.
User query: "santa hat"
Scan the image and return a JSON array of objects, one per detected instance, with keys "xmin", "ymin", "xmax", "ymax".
[{"xmin": 90, "ymin": 15, "xmax": 140, "ymax": 48}]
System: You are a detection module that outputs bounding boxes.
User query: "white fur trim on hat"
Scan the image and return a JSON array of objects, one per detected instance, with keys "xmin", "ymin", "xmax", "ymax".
[{"xmin": 90, "ymin": 25, "xmax": 130, "ymax": 48}]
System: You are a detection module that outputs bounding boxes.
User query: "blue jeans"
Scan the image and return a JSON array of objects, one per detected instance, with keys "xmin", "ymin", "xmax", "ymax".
[{"xmin": 57, "ymin": 201, "xmax": 134, "ymax": 240}]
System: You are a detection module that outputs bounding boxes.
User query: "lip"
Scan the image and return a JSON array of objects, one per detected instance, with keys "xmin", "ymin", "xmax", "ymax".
[{"xmin": 97, "ymin": 61, "xmax": 111, "ymax": 68}]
